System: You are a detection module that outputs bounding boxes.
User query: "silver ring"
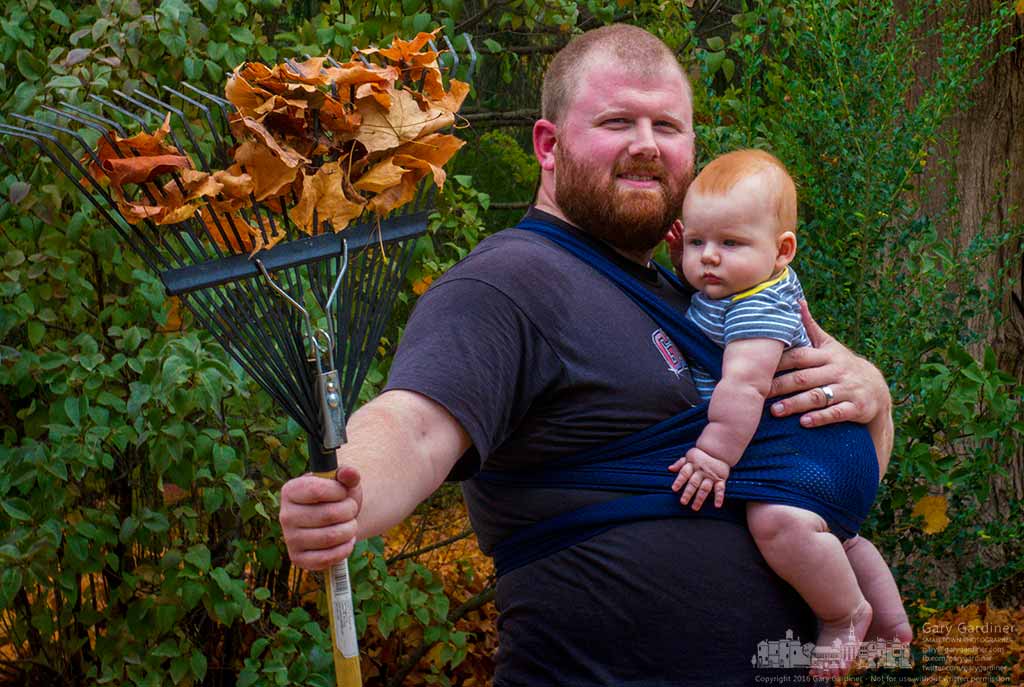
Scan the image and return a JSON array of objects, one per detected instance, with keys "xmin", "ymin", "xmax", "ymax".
[{"xmin": 820, "ymin": 385, "xmax": 835, "ymax": 406}]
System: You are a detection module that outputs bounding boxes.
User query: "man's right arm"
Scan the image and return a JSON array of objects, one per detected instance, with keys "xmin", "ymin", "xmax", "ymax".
[{"xmin": 278, "ymin": 389, "xmax": 471, "ymax": 571}]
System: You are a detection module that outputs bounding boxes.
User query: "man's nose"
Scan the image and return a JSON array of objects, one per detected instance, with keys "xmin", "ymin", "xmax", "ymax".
[{"xmin": 628, "ymin": 121, "xmax": 659, "ymax": 159}]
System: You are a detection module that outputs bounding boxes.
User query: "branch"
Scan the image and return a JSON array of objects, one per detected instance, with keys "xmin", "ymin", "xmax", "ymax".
[
  {"xmin": 488, "ymin": 201, "xmax": 531, "ymax": 210},
  {"xmin": 479, "ymin": 43, "xmax": 566, "ymax": 56},
  {"xmin": 454, "ymin": 0, "xmax": 515, "ymax": 35},
  {"xmin": 386, "ymin": 527, "xmax": 474, "ymax": 565},
  {"xmin": 461, "ymin": 109, "xmax": 538, "ymax": 126}
]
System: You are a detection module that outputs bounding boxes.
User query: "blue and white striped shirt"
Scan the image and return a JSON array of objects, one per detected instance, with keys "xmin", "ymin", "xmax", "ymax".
[{"xmin": 685, "ymin": 267, "xmax": 811, "ymax": 398}]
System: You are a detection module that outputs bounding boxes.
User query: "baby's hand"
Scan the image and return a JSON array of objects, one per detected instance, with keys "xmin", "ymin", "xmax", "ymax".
[
  {"xmin": 664, "ymin": 219, "xmax": 685, "ymax": 271},
  {"xmin": 668, "ymin": 447, "xmax": 730, "ymax": 510}
]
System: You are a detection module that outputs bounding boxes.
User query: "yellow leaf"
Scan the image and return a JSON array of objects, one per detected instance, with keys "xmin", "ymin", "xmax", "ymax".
[
  {"xmin": 412, "ymin": 275, "xmax": 433, "ymax": 295},
  {"xmin": 1017, "ymin": 0, "xmax": 1024, "ymax": 15},
  {"xmin": 911, "ymin": 494, "xmax": 950, "ymax": 534}
]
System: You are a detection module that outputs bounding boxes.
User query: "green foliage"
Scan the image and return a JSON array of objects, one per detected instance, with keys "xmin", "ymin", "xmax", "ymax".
[
  {"xmin": 688, "ymin": 0, "xmax": 1023, "ymax": 611},
  {"xmin": 2, "ymin": 0, "xmax": 1023, "ymax": 684},
  {"xmin": 0, "ymin": 1, "xmax": 479, "ymax": 685}
]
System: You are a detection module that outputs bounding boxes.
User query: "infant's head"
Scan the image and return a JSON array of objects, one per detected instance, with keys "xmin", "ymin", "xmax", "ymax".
[{"xmin": 679, "ymin": 149, "xmax": 797, "ymax": 300}]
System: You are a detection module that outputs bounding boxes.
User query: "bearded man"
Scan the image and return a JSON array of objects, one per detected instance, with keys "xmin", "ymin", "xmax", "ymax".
[{"xmin": 279, "ymin": 24, "xmax": 894, "ymax": 685}]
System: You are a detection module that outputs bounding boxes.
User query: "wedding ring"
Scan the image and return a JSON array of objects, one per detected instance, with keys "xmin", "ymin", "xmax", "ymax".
[{"xmin": 820, "ymin": 385, "xmax": 835, "ymax": 406}]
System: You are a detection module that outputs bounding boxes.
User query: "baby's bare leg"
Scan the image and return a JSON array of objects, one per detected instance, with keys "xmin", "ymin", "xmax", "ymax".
[
  {"xmin": 747, "ymin": 502, "xmax": 872, "ymax": 677},
  {"xmin": 844, "ymin": 536, "xmax": 913, "ymax": 643}
]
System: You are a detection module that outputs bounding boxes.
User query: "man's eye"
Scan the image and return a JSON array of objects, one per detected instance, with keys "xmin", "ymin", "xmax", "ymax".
[{"xmin": 655, "ymin": 122, "xmax": 680, "ymax": 132}]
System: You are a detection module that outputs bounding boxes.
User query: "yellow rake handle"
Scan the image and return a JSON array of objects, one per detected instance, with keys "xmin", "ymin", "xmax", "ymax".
[{"xmin": 315, "ymin": 470, "xmax": 361, "ymax": 686}]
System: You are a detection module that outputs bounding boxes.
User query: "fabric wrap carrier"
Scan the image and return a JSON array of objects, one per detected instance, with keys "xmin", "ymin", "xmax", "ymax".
[{"xmin": 474, "ymin": 216, "xmax": 880, "ymax": 578}]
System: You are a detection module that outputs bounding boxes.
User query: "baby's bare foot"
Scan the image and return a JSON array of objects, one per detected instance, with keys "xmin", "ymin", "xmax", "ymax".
[{"xmin": 810, "ymin": 600, "xmax": 873, "ymax": 678}]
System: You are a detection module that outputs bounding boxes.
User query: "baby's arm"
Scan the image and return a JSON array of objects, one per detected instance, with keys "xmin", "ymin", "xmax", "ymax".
[{"xmin": 671, "ymin": 338, "xmax": 785, "ymax": 509}]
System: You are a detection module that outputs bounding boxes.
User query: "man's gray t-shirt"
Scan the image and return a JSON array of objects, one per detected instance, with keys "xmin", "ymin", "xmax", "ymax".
[{"xmin": 385, "ymin": 213, "xmax": 815, "ymax": 685}]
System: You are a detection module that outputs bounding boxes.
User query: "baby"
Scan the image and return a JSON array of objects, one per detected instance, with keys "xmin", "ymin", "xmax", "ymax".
[{"xmin": 665, "ymin": 149, "xmax": 912, "ymax": 676}]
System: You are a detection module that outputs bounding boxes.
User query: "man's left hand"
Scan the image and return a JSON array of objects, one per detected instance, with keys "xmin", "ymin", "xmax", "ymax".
[{"xmin": 768, "ymin": 301, "xmax": 890, "ymax": 428}]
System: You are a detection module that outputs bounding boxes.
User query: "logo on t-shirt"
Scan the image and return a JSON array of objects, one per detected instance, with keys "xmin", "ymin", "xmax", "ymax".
[{"xmin": 651, "ymin": 328, "xmax": 687, "ymax": 377}]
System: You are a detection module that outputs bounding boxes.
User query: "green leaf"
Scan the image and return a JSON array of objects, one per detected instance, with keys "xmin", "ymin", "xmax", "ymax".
[
  {"xmin": 721, "ymin": 58, "xmax": 736, "ymax": 82},
  {"xmin": 141, "ymin": 510, "xmax": 170, "ymax": 533},
  {"xmin": 16, "ymin": 50, "xmax": 44, "ymax": 81},
  {"xmin": 707, "ymin": 36, "xmax": 725, "ymax": 51},
  {"xmin": 412, "ymin": 12, "xmax": 432, "ymax": 33},
  {"xmin": 704, "ymin": 50, "xmax": 726, "ymax": 76},
  {"xmin": 46, "ymin": 75, "xmax": 82, "ymax": 90},
  {"xmin": 2, "ymin": 499, "xmax": 31, "ymax": 521},
  {"xmin": 64, "ymin": 397, "xmax": 82, "ymax": 427},
  {"xmin": 185, "ymin": 544, "xmax": 211, "ymax": 571},
  {"xmin": 9, "ymin": 82, "xmax": 39, "ymax": 113},
  {"xmin": 230, "ymin": 27, "xmax": 255, "ymax": 45},
  {"xmin": 242, "ymin": 602, "xmax": 260, "ymax": 623},
  {"xmin": 208, "ymin": 41, "xmax": 228, "ymax": 62},
  {"xmin": 1, "ymin": 568, "xmax": 23, "ymax": 608},
  {"xmin": 152, "ymin": 639, "xmax": 180, "ymax": 657},
  {"xmin": 191, "ymin": 650, "xmax": 208, "ymax": 681},
  {"xmin": 170, "ymin": 656, "xmax": 190, "ymax": 684},
  {"xmin": 199, "ymin": 0, "xmax": 218, "ymax": 13},
  {"xmin": 212, "ymin": 444, "xmax": 235, "ymax": 475},
  {"xmin": 49, "ymin": 8, "xmax": 71, "ymax": 28},
  {"xmin": 483, "ymin": 38, "xmax": 502, "ymax": 52},
  {"xmin": 27, "ymin": 321, "xmax": 45, "ymax": 346},
  {"xmin": 180, "ymin": 582, "xmax": 205, "ymax": 610}
]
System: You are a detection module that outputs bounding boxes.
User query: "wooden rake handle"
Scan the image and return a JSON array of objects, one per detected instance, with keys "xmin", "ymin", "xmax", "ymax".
[{"xmin": 315, "ymin": 468, "xmax": 362, "ymax": 686}]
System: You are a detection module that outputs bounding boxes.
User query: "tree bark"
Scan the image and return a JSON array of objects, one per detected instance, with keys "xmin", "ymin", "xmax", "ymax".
[{"xmin": 910, "ymin": 3, "xmax": 1023, "ymax": 603}]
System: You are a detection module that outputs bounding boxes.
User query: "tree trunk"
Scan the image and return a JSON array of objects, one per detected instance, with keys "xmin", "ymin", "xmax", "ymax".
[{"xmin": 912, "ymin": 3, "xmax": 1024, "ymax": 603}]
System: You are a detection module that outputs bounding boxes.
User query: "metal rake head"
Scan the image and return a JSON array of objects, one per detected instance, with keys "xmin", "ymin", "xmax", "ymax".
[{"xmin": 0, "ymin": 37, "xmax": 476, "ymax": 459}]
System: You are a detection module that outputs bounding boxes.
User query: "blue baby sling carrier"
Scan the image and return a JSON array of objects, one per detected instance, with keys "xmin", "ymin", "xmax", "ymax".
[{"xmin": 474, "ymin": 216, "xmax": 880, "ymax": 577}]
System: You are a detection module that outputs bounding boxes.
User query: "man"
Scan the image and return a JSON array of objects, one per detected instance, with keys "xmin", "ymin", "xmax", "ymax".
[{"xmin": 279, "ymin": 24, "xmax": 894, "ymax": 685}]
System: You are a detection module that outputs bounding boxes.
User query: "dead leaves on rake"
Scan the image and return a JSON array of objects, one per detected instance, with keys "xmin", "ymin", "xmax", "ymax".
[{"xmin": 87, "ymin": 29, "xmax": 467, "ymax": 255}]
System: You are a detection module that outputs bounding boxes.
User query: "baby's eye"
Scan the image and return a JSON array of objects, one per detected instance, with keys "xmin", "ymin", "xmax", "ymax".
[
  {"xmin": 723, "ymin": 239, "xmax": 740, "ymax": 247},
  {"xmin": 687, "ymin": 238, "xmax": 703, "ymax": 246}
]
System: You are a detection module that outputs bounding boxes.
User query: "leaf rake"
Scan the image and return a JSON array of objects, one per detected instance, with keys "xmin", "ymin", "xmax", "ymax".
[{"xmin": 1, "ymin": 34, "xmax": 475, "ymax": 687}]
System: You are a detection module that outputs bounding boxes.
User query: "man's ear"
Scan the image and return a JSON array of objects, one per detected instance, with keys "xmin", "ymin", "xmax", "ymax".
[
  {"xmin": 533, "ymin": 119, "xmax": 557, "ymax": 171},
  {"xmin": 775, "ymin": 231, "xmax": 797, "ymax": 269}
]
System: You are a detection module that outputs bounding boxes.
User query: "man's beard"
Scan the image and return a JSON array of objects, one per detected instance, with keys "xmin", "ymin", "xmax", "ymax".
[{"xmin": 554, "ymin": 145, "xmax": 691, "ymax": 254}]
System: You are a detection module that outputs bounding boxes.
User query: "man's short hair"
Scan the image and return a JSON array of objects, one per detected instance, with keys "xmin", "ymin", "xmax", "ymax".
[
  {"xmin": 541, "ymin": 24, "xmax": 688, "ymax": 124},
  {"xmin": 691, "ymin": 149, "xmax": 798, "ymax": 233}
]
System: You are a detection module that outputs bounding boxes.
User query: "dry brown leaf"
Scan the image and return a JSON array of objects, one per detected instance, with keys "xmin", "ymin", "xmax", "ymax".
[
  {"xmin": 353, "ymin": 157, "xmax": 408, "ymax": 194},
  {"xmin": 233, "ymin": 140, "xmax": 301, "ymax": 201},
  {"xmin": 200, "ymin": 207, "xmax": 258, "ymax": 253},
  {"xmin": 231, "ymin": 117, "xmax": 308, "ymax": 168},
  {"xmin": 367, "ymin": 169, "xmax": 422, "ymax": 216},
  {"xmin": 289, "ymin": 162, "xmax": 366, "ymax": 234},
  {"xmin": 355, "ymin": 89, "xmax": 453, "ymax": 154}
]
